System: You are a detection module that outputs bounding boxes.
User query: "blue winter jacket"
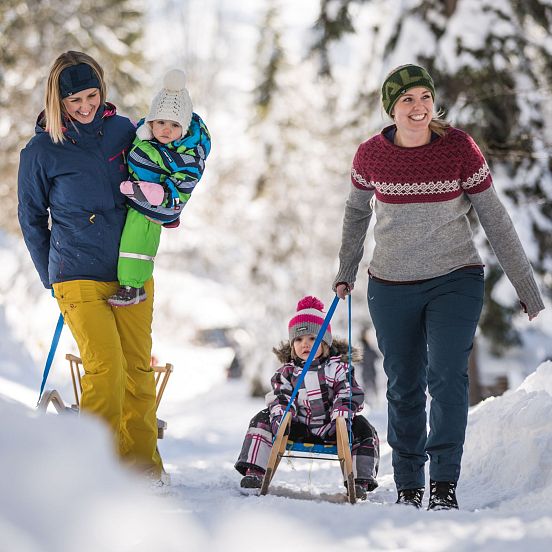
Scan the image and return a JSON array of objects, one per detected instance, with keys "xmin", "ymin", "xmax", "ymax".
[{"xmin": 18, "ymin": 104, "xmax": 135, "ymax": 288}]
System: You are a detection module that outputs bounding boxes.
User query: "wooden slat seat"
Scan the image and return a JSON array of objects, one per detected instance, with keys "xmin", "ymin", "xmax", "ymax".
[{"xmin": 259, "ymin": 413, "xmax": 357, "ymax": 503}]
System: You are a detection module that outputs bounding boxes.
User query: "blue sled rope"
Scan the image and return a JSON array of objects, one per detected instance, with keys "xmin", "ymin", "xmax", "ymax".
[
  {"xmin": 347, "ymin": 293, "xmax": 353, "ymax": 448},
  {"xmin": 36, "ymin": 312, "xmax": 64, "ymax": 406}
]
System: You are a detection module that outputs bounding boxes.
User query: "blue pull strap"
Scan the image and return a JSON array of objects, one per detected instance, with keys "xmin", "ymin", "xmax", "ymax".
[
  {"xmin": 36, "ymin": 312, "xmax": 64, "ymax": 406},
  {"xmin": 278, "ymin": 295, "xmax": 340, "ymax": 426},
  {"xmin": 348, "ymin": 293, "xmax": 353, "ymax": 448}
]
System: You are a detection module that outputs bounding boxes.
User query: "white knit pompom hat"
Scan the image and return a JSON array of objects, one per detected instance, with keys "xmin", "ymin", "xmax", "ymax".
[{"xmin": 136, "ymin": 69, "xmax": 193, "ymax": 141}]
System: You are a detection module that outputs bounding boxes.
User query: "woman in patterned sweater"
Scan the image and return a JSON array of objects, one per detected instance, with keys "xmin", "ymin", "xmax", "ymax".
[
  {"xmin": 235, "ymin": 296, "xmax": 380, "ymax": 500},
  {"xmin": 333, "ymin": 64, "xmax": 544, "ymax": 510}
]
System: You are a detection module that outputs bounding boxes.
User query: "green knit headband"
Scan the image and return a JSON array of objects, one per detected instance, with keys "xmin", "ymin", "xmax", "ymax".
[{"xmin": 381, "ymin": 64, "xmax": 435, "ymax": 115}]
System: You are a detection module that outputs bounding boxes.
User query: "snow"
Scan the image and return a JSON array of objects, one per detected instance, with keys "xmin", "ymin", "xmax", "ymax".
[
  {"xmin": 2, "ymin": 230, "xmax": 552, "ymax": 551},
  {"xmin": 4, "ymin": 1, "xmax": 552, "ymax": 549}
]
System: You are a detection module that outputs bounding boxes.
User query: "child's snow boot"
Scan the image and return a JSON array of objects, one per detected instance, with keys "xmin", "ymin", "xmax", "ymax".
[
  {"xmin": 345, "ymin": 478, "xmax": 378, "ymax": 500},
  {"xmin": 240, "ymin": 467, "xmax": 265, "ymax": 490},
  {"xmin": 354, "ymin": 478, "xmax": 378, "ymax": 500},
  {"xmin": 396, "ymin": 487, "xmax": 424, "ymax": 508},
  {"xmin": 427, "ymin": 480, "xmax": 458, "ymax": 511},
  {"xmin": 108, "ymin": 285, "xmax": 146, "ymax": 307}
]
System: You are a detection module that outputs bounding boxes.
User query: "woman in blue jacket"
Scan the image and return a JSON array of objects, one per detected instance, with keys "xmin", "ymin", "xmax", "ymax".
[{"xmin": 18, "ymin": 51, "xmax": 164, "ymax": 481}]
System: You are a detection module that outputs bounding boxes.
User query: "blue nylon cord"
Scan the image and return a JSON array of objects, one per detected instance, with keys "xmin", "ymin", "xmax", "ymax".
[
  {"xmin": 348, "ymin": 293, "xmax": 353, "ymax": 449},
  {"xmin": 274, "ymin": 295, "xmax": 340, "ymax": 440},
  {"xmin": 36, "ymin": 312, "xmax": 64, "ymax": 406}
]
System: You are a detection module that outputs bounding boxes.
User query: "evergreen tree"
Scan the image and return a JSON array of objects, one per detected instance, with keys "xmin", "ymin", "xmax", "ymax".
[
  {"xmin": 311, "ymin": 0, "xmax": 356, "ymax": 77},
  {"xmin": 194, "ymin": 2, "xmax": 358, "ymax": 386},
  {"xmin": 0, "ymin": 0, "xmax": 147, "ymax": 234},
  {"xmin": 246, "ymin": 4, "xmax": 332, "ymax": 355}
]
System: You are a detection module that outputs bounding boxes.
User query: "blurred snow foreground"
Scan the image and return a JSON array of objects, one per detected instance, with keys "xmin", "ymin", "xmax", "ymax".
[
  {"xmin": 0, "ymin": 400, "xmax": 201, "ymax": 552},
  {"xmin": 1, "ymin": 362, "xmax": 552, "ymax": 552}
]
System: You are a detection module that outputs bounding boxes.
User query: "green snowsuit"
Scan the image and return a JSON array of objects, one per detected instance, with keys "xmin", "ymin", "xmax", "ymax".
[{"xmin": 118, "ymin": 113, "xmax": 211, "ymax": 287}]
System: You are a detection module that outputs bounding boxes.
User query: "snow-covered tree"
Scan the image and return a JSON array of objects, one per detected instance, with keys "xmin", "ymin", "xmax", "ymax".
[
  {"xmin": 242, "ymin": 4, "xmax": 342, "ymax": 381},
  {"xmin": 310, "ymin": 0, "xmax": 357, "ymax": 77},
  {"xmin": 182, "ymin": 2, "xmax": 365, "ymax": 387}
]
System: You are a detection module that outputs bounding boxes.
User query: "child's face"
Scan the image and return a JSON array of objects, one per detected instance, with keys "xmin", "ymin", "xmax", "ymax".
[
  {"xmin": 293, "ymin": 334, "xmax": 323, "ymax": 361},
  {"xmin": 150, "ymin": 119, "xmax": 183, "ymax": 144}
]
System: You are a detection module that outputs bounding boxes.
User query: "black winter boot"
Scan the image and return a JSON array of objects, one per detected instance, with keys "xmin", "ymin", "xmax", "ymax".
[
  {"xmin": 427, "ymin": 480, "xmax": 458, "ymax": 511},
  {"xmin": 396, "ymin": 487, "xmax": 424, "ymax": 508}
]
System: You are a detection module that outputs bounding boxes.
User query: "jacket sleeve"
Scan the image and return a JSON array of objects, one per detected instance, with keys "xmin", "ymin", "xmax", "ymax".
[
  {"xmin": 460, "ymin": 134, "xmax": 544, "ymax": 316},
  {"xmin": 469, "ymin": 186, "xmax": 544, "ymax": 316},
  {"xmin": 170, "ymin": 114, "xmax": 212, "ymax": 207},
  {"xmin": 331, "ymin": 361, "xmax": 364, "ymax": 419},
  {"xmin": 126, "ymin": 115, "xmax": 211, "ymax": 217},
  {"xmin": 333, "ymin": 144, "xmax": 375, "ymax": 289},
  {"xmin": 265, "ymin": 363, "xmax": 297, "ymax": 419},
  {"xmin": 17, "ymin": 146, "xmax": 52, "ymax": 288}
]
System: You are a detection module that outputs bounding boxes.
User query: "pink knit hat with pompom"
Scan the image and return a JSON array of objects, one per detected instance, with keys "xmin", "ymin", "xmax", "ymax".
[{"xmin": 288, "ymin": 296, "xmax": 332, "ymax": 347}]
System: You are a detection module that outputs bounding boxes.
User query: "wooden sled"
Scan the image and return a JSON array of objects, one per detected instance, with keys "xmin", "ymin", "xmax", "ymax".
[
  {"xmin": 38, "ymin": 353, "xmax": 174, "ymax": 439},
  {"xmin": 260, "ymin": 412, "xmax": 357, "ymax": 504}
]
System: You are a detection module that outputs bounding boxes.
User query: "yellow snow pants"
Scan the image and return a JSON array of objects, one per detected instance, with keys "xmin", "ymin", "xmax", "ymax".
[{"xmin": 52, "ymin": 278, "xmax": 163, "ymax": 477}]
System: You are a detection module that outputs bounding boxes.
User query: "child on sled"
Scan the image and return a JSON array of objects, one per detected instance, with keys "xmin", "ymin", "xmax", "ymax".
[
  {"xmin": 108, "ymin": 69, "xmax": 211, "ymax": 306},
  {"xmin": 235, "ymin": 296, "xmax": 380, "ymax": 499}
]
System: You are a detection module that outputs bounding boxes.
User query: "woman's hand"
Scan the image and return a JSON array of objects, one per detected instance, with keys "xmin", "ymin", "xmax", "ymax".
[
  {"xmin": 520, "ymin": 301, "xmax": 540, "ymax": 321},
  {"xmin": 336, "ymin": 282, "xmax": 354, "ymax": 300}
]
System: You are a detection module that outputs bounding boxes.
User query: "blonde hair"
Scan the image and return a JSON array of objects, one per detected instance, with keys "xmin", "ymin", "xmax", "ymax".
[
  {"xmin": 428, "ymin": 110, "xmax": 451, "ymax": 136},
  {"xmin": 45, "ymin": 51, "xmax": 106, "ymax": 144}
]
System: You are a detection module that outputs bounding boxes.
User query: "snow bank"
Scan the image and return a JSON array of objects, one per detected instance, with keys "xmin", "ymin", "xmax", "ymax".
[
  {"xmin": 0, "ymin": 397, "xmax": 203, "ymax": 552},
  {"xmin": 461, "ymin": 361, "xmax": 552, "ymax": 512}
]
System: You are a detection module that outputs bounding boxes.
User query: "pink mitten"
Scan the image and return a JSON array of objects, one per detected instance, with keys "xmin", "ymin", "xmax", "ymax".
[
  {"xmin": 120, "ymin": 180, "xmax": 166, "ymax": 206},
  {"xmin": 120, "ymin": 180, "xmax": 134, "ymax": 197}
]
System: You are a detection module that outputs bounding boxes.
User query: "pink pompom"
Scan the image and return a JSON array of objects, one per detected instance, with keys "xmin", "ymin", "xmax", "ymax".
[{"xmin": 296, "ymin": 296, "xmax": 325, "ymax": 312}]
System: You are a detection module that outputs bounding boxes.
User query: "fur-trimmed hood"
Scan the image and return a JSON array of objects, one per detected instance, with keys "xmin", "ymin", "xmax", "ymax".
[{"xmin": 272, "ymin": 337, "xmax": 362, "ymax": 364}]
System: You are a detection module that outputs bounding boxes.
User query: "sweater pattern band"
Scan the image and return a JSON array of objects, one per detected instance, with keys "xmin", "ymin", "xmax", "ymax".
[{"xmin": 351, "ymin": 128, "xmax": 492, "ymax": 204}]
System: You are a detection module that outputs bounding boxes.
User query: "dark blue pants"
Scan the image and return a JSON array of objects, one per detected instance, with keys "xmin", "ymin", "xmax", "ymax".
[{"xmin": 368, "ymin": 268, "xmax": 484, "ymax": 490}]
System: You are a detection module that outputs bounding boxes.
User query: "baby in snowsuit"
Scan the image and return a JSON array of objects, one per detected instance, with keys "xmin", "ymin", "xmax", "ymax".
[
  {"xmin": 235, "ymin": 296, "xmax": 380, "ymax": 499},
  {"xmin": 108, "ymin": 69, "xmax": 211, "ymax": 307}
]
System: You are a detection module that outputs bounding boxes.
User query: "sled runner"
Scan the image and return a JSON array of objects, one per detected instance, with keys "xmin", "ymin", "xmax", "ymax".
[
  {"xmin": 38, "ymin": 353, "xmax": 173, "ymax": 439},
  {"xmin": 260, "ymin": 411, "xmax": 357, "ymax": 503}
]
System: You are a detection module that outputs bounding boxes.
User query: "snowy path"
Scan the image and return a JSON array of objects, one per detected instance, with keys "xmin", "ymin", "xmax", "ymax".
[
  {"xmin": 151, "ymin": 364, "xmax": 552, "ymax": 551},
  {"xmin": 2, "ymin": 255, "xmax": 552, "ymax": 552},
  {"xmin": 3, "ymin": 359, "xmax": 552, "ymax": 551}
]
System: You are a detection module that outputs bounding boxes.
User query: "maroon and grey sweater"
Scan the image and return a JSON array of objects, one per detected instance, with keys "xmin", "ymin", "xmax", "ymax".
[{"xmin": 334, "ymin": 125, "xmax": 544, "ymax": 316}]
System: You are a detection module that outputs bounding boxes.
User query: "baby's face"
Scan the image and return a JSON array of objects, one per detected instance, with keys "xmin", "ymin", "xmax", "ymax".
[
  {"xmin": 293, "ymin": 334, "xmax": 322, "ymax": 361},
  {"xmin": 150, "ymin": 119, "xmax": 182, "ymax": 144}
]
